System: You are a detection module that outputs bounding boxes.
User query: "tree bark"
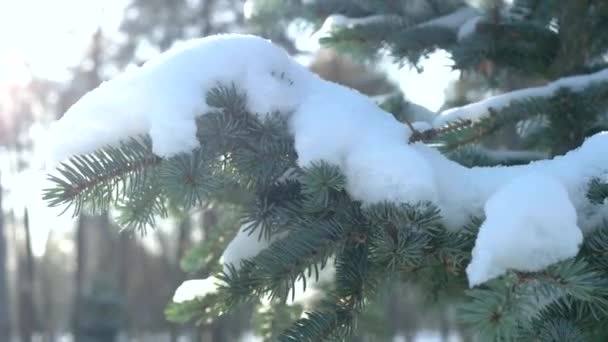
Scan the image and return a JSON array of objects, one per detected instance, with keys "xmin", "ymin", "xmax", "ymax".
[{"xmin": 0, "ymin": 174, "xmax": 11, "ymax": 342}]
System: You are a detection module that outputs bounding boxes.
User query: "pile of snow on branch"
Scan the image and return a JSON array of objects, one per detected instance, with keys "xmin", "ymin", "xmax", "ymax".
[{"xmin": 49, "ymin": 34, "xmax": 608, "ymax": 287}]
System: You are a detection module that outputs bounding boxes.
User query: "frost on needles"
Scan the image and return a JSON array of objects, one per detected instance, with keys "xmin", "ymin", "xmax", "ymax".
[{"xmin": 44, "ymin": 34, "xmax": 608, "ymax": 338}]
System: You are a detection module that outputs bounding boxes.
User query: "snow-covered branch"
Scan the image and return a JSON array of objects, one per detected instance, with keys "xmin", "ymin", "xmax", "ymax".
[
  {"xmin": 317, "ymin": 6, "xmax": 480, "ymax": 33},
  {"xmin": 435, "ymin": 68, "xmax": 608, "ymax": 127},
  {"xmin": 49, "ymin": 34, "xmax": 608, "ymax": 287},
  {"xmin": 313, "ymin": 6, "xmax": 480, "ymax": 50},
  {"xmin": 417, "ymin": 6, "xmax": 480, "ymax": 31}
]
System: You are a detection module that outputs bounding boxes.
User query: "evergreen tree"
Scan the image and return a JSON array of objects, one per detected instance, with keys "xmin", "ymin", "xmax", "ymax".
[
  {"xmin": 0, "ymin": 174, "xmax": 10, "ymax": 341},
  {"xmin": 43, "ymin": 0, "xmax": 608, "ymax": 341}
]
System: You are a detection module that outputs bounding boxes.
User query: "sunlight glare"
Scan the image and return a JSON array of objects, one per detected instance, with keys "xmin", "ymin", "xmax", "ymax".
[
  {"xmin": 0, "ymin": 0, "xmax": 127, "ymax": 81},
  {"xmin": 396, "ymin": 50, "xmax": 460, "ymax": 112},
  {"xmin": 0, "ymin": 51, "xmax": 32, "ymax": 86}
]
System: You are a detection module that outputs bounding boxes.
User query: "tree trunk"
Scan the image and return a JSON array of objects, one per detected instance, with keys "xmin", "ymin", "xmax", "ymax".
[
  {"xmin": 72, "ymin": 215, "xmax": 87, "ymax": 341},
  {"xmin": 169, "ymin": 216, "xmax": 192, "ymax": 342},
  {"xmin": 18, "ymin": 209, "xmax": 36, "ymax": 342},
  {"xmin": 549, "ymin": 0, "xmax": 592, "ymax": 77},
  {"xmin": 41, "ymin": 233, "xmax": 56, "ymax": 342},
  {"xmin": 199, "ymin": 0, "xmax": 218, "ymax": 36},
  {"xmin": 0, "ymin": 174, "xmax": 11, "ymax": 341},
  {"xmin": 117, "ymin": 232, "xmax": 131, "ymax": 340}
]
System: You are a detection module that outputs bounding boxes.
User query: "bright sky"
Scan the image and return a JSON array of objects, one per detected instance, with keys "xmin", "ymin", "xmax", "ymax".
[
  {"xmin": 0, "ymin": 0, "xmax": 127, "ymax": 256},
  {"xmin": 0, "ymin": 0, "xmax": 126, "ymax": 82},
  {"xmin": 396, "ymin": 50, "xmax": 459, "ymax": 112}
]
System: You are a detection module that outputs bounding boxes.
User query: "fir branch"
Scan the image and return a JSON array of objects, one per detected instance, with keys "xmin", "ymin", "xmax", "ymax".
[
  {"xmin": 240, "ymin": 217, "xmax": 347, "ymax": 302},
  {"xmin": 253, "ymin": 301, "xmax": 304, "ymax": 341},
  {"xmin": 415, "ymin": 82, "xmax": 608, "ymax": 151},
  {"xmin": 428, "ymin": 216, "xmax": 479, "ymax": 275},
  {"xmin": 214, "ymin": 216, "xmax": 349, "ymax": 314},
  {"xmin": 408, "ymin": 118, "xmax": 474, "ymax": 143},
  {"xmin": 158, "ymin": 148, "xmax": 224, "ymax": 210},
  {"xmin": 435, "ymin": 73, "xmax": 608, "ymax": 146},
  {"xmin": 205, "ymin": 82, "xmax": 249, "ymax": 115},
  {"xmin": 43, "ymin": 137, "xmax": 161, "ymax": 216},
  {"xmin": 514, "ymin": 259, "xmax": 608, "ymax": 311},
  {"xmin": 452, "ymin": 21, "xmax": 559, "ymax": 76},
  {"xmin": 460, "ymin": 280, "xmax": 523, "ymax": 341},
  {"xmin": 424, "ymin": 108, "xmax": 509, "ymax": 151},
  {"xmin": 587, "ymin": 177, "xmax": 608, "ymax": 205},
  {"xmin": 278, "ymin": 299, "xmax": 354, "ymax": 342},
  {"xmin": 461, "ymin": 258, "xmax": 608, "ymax": 340},
  {"xmin": 114, "ymin": 178, "xmax": 166, "ymax": 234},
  {"xmin": 334, "ymin": 242, "xmax": 374, "ymax": 311},
  {"xmin": 582, "ymin": 222, "xmax": 608, "ymax": 269},
  {"xmin": 447, "ymin": 146, "xmax": 547, "ymax": 167},
  {"xmin": 241, "ymin": 179, "xmax": 304, "ymax": 240},
  {"xmin": 518, "ymin": 316, "xmax": 586, "ymax": 342},
  {"xmin": 299, "ymin": 161, "xmax": 346, "ymax": 210},
  {"xmin": 280, "ymin": 241, "xmax": 380, "ymax": 341},
  {"xmin": 366, "ymin": 202, "xmax": 440, "ymax": 271},
  {"xmin": 201, "ymin": 84, "xmax": 297, "ymax": 188}
]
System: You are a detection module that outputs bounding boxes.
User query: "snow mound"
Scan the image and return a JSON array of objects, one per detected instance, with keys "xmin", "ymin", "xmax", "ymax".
[
  {"xmin": 466, "ymin": 173, "xmax": 583, "ymax": 287},
  {"xmin": 49, "ymin": 34, "xmax": 312, "ymax": 161}
]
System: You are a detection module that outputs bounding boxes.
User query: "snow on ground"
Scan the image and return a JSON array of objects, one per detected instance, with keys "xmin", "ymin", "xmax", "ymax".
[{"xmin": 49, "ymin": 34, "xmax": 608, "ymax": 287}]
